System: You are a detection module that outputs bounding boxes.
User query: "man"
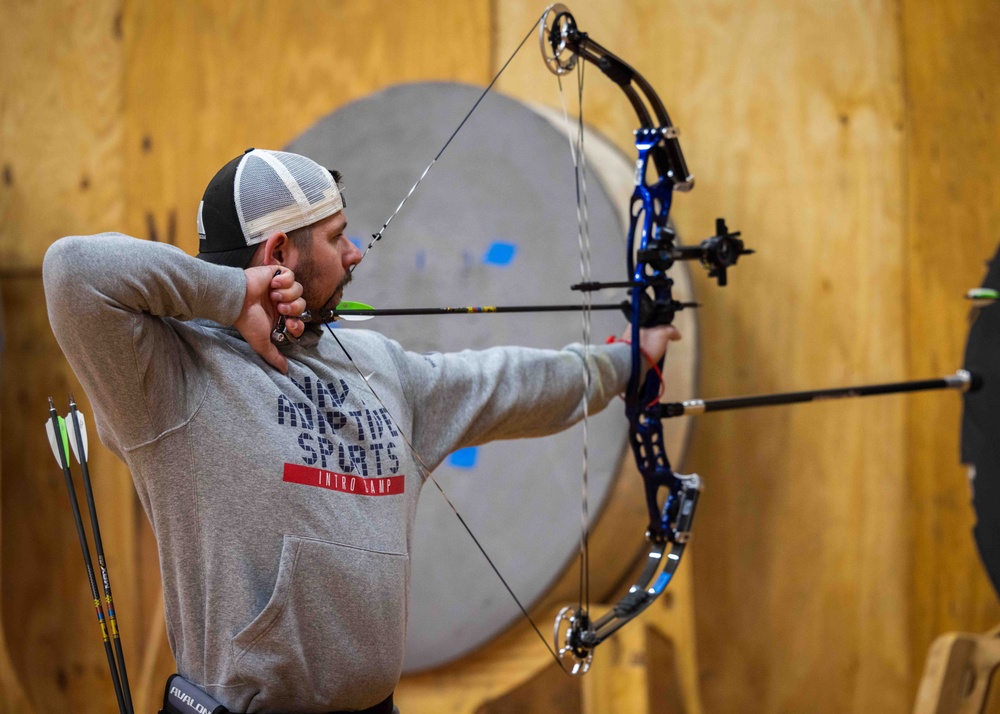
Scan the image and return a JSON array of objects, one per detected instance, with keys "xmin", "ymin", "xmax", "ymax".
[{"xmin": 43, "ymin": 149, "xmax": 678, "ymax": 713}]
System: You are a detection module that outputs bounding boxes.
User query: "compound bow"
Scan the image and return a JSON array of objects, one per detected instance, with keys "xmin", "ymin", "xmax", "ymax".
[
  {"xmin": 291, "ymin": 3, "xmax": 753, "ymax": 676},
  {"xmin": 537, "ymin": 3, "xmax": 750, "ymax": 673}
]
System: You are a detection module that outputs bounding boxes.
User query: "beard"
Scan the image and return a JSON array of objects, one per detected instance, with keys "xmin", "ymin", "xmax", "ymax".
[{"xmin": 296, "ymin": 256, "xmax": 352, "ymax": 313}]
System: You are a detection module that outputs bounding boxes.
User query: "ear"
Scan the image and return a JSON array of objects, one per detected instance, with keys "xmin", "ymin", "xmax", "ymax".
[{"xmin": 257, "ymin": 231, "xmax": 291, "ymax": 267}]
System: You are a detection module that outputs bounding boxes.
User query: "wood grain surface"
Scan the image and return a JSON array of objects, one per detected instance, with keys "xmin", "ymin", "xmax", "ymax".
[{"xmin": 0, "ymin": 0, "xmax": 124, "ymax": 269}]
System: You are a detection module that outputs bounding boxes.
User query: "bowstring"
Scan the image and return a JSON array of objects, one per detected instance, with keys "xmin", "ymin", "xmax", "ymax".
[
  {"xmin": 323, "ymin": 9, "xmax": 568, "ymax": 673},
  {"xmin": 557, "ymin": 57, "xmax": 593, "ymax": 618},
  {"xmin": 354, "ymin": 12, "xmax": 546, "ymax": 269}
]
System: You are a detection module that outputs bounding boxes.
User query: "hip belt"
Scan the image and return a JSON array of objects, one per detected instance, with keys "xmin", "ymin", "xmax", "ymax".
[{"xmin": 160, "ymin": 674, "xmax": 396, "ymax": 714}]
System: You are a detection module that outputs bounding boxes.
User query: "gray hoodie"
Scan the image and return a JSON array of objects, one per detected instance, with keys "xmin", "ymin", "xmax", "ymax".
[{"xmin": 43, "ymin": 233, "xmax": 632, "ymax": 712}]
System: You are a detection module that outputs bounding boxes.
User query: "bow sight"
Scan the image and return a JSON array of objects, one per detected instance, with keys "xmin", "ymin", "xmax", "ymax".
[{"xmin": 653, "ymin": 218, "xmax": 753, "ymax": 287}]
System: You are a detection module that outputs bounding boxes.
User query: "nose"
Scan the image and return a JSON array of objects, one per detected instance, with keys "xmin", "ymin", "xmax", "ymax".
[{"xmin": 345, "ymin": 237, "xmax": 363, "ymax": 272}]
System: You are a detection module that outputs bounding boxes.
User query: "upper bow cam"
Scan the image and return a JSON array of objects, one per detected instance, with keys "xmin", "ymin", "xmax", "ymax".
[{"xmin": 541, "ymin": 3, "xmax": 751, "ymax": 675}]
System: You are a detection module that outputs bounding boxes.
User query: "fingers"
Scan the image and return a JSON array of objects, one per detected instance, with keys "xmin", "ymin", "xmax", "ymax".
[
  {"xmin": 268, "ymin": 268, "xmax": 306, "ymax": 339},
  {"xmin": 276, "ymin": 296, "xmax": 307, "ymax": 316},
  {"xmin": 283, "ymin": 316, "xmax": 306, "ymax": 338},
  {"xmin": 621, "ymin": 324, "xmax": 682, "ymax": 342},
  {"xmin": 270, "ymin": 270, "xmax": 305, "ymax": 316},
  {"xmin": 270, "ymin": 267, "xmax": 293, "ymax": 286},
  {"xmin": 631, "ymin": 324, "xmax": 681, "ymax": 366},
  {"xmin": 238, "ymin": 267, "xmax": 302, "ymax": 374},
  {"xmin": 269, "ymin": 269, "xmax": 302, "ymax": 299}
]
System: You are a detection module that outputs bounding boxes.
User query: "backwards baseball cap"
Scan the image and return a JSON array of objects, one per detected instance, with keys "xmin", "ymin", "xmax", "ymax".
[{"xmin": 196, "ymin": 148, "xmax": 345, "ymax": 268}]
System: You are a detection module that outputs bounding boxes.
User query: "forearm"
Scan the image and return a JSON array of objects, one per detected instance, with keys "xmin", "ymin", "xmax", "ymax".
[
  {"xmin": 403, "ymin": 341, "xmax": 632, "ymax": 468},
  {"xmin": 44, "ymin": 233, "xmax": 246, "ymax": 325}
]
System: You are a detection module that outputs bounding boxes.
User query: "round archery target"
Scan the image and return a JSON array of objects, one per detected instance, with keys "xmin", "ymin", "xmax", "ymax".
[
  {"xmin": 963, "ymin": 245, "xmax": 1000, "ymax": 600},
  {"xmin": 286, "ymin": 82, "xmax": 698, "ymax": 672}
]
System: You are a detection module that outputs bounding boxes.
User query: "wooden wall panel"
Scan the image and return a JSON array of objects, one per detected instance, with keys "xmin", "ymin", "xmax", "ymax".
[
  {"xmin": 903, "ymin": 0, "xmax": 1000, "ymax": 672},
  {"xmin": 0, "ymin": 1, "xmax": 127, "ymax": 712},
  {"xmin": 0, "ymin": 278, "xmax": 137, "ymax": 713},
  {"xmin": 0, "ymin": 0, "xmax": 124, "ymax": 269},
  {"xmin": 499, "ymin": 1, "xmax": 913, "ymax": 711}
]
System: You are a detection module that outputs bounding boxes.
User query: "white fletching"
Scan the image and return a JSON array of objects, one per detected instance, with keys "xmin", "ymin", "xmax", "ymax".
[
  {"xmin": 336, "ymin": 314, "xmax": 373, "ymax": 322},
  {"xmin": 66, "ymin": 410, "xmax": 89, "ymax": 464},
  {"xmin": 45, "ymin": 419, "xmax": 63, "ymax": 468}
]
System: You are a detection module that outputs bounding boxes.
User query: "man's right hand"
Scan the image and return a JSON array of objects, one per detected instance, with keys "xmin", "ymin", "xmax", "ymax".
[{"xmin": 235, "ymin": 267, "xmax": 306, "ymax": 374}]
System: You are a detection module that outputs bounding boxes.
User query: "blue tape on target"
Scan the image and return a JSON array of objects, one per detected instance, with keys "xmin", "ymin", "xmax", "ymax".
[
  {"xmin": 448, "ymin": 447, "xmax": 479, "ymax": 469},
  {"xmin": 483, "ymin": 242, "xmax": 517, "ymax": 266}
]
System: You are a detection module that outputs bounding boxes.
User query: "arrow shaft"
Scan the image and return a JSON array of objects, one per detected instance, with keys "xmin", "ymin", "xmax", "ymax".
[
  {"xmin": 308, "ymin": 303, "xmax": 629, "ymax": 321},
  {"xmin": 69, "ymin": 400, "xmax": 134, "ymax": 714},
  {"xmin": 47, "ymin": 401, "xmax": 128, "ymax": 714},
  {"xmin": 662, "ymin": 372, "xmax": 975, "ymax": 417}
]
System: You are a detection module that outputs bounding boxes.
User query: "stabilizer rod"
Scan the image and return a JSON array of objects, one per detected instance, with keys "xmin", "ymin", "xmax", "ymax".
[{"xmin": 659, "ymin": 370, "xmax": 979, "ymax": 418}]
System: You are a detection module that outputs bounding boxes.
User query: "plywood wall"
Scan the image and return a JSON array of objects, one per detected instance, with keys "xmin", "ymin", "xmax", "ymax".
[{"xmin": 1, "ymin": 1, "xmax": 998, "ymax": 713}]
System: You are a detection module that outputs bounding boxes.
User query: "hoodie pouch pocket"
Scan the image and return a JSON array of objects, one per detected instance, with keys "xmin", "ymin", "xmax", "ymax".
[{"xmin": 232, "ymin": 535, "xmax": 408, "ymax": 711}]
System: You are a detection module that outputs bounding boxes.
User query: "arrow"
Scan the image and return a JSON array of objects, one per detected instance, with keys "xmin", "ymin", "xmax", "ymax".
[
  {"xmin": 67, "ymin": 396, "xmax": 134, "ymax": 714},
  {"xmin": 302, "ymin": 300, "xmax": 699, "ymax": 323},
  {"xmin": 46, "ymin": 398, "xmax": 128, "ymax": 714}
]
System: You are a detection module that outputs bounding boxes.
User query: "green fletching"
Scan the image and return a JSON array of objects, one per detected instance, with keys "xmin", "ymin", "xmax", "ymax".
[
  {"xmin": 335, "ymin": 301, "xmax": 376, "ymax": 322},
  {"xmin": 967, "ymin": 288, "xmax": 999, "ymax": 300},
  {"xmin": 57, "ymin": 416, "xmax": 71, "ymax": 465}
]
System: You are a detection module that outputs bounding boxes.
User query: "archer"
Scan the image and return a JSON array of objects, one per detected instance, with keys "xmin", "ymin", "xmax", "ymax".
[{"xmin": 43, "ymin": 147, "xmax": 677, "ymax": 714}]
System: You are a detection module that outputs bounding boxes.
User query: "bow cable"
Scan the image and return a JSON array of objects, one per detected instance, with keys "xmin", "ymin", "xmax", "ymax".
[{"xmin": 323, "ymin": 328, "xmax": 564, "ymax": 668}]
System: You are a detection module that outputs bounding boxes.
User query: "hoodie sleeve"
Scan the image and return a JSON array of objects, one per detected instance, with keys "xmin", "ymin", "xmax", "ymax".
[
  {"xmin": 43, "ymin": 233, "xmax": 247, "ymax": 453},
  {"xmin": 386, "ymin": 339, "xmax": 633, "ymax": 471}
]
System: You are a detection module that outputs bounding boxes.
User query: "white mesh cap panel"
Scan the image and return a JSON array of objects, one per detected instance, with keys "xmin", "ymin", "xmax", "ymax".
[
  {"xmin": 281, "ymin": 152, "xmax": 335, "ymax": 204},
  {"xmin": 234, "ymin": 149, "xmax": 344, "ymax": 245}
]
